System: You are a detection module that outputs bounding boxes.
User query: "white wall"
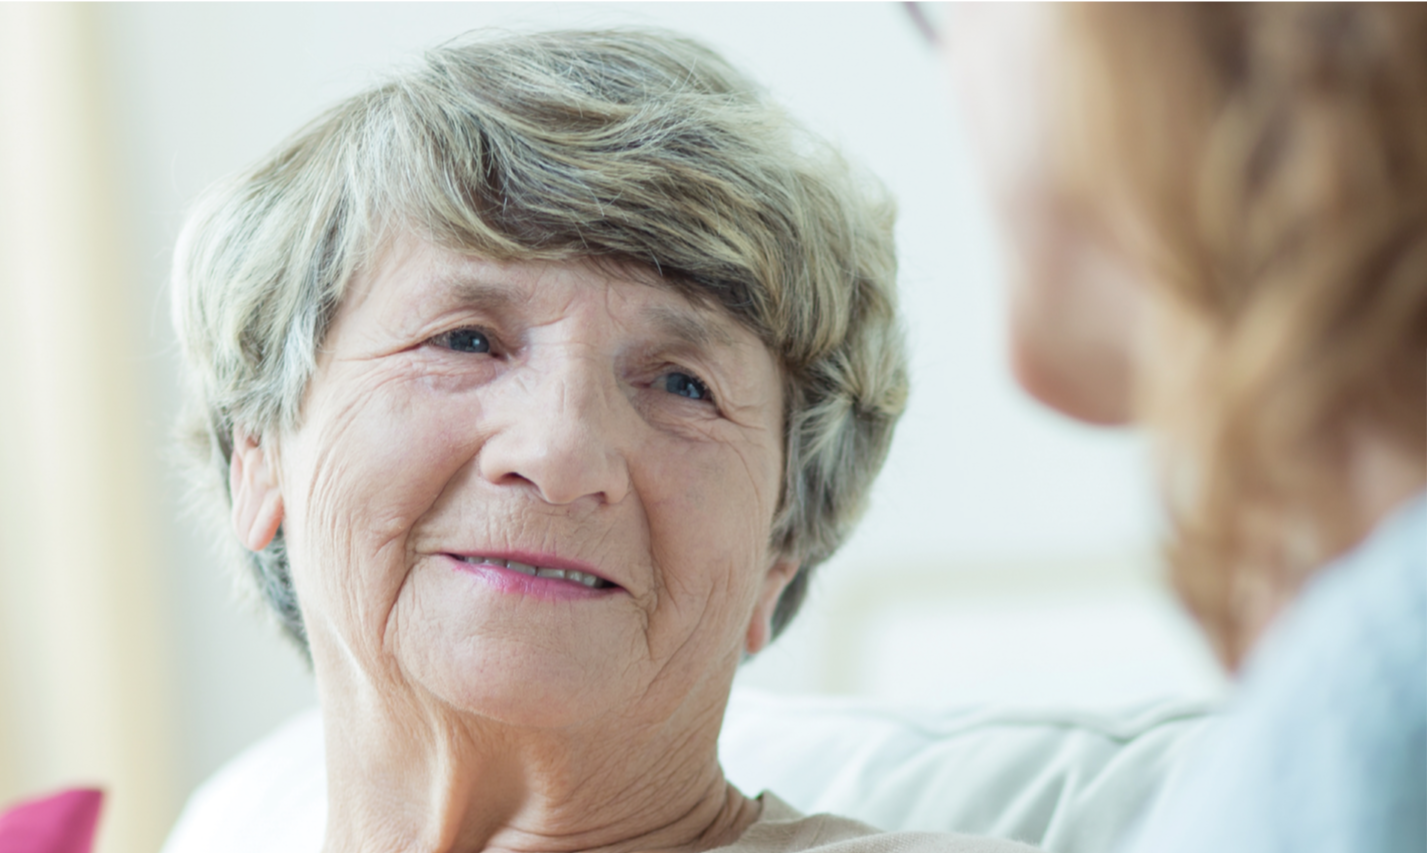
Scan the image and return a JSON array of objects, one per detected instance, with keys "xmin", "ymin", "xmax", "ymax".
[{"xmin": 91, "ymin": 1, "xmax": 1224, "ymax": 806}]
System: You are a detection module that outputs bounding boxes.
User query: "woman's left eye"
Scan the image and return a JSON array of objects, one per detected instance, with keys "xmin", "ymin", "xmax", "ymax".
[
  {"xmin": 437, "ymin": 328, "xmax": 491, "ymax": 354},
  {"xmin": 657, "ymin": 371, "xmax": 712, "ymax": 402}
]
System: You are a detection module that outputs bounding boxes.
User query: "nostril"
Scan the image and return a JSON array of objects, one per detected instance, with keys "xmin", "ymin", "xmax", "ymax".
[
  {"xmin": 478, "ymin": 433, "xmax": 630, "ymax": 506},
  {"xmin": 497, "ymin": 471, "xmax": 537, "ymax": 489}
]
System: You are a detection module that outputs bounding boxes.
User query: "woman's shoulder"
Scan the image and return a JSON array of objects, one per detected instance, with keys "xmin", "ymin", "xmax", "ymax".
[
  {"xmin": 1205, "ymin": 488, "xmax": 1426, "ymax": 754},
  {"xmin": 726, "ymin": 793, "xmax": 1041, "ymax": 853},
  {"xmin": 1126, "ymin": 490, "xmax": 1427, "ymax": 853}
]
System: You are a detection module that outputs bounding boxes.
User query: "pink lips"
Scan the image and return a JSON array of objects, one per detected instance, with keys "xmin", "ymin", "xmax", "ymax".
[{"xmin": 443, "ymin": 552, "xmax": 621, "ymax": 602}]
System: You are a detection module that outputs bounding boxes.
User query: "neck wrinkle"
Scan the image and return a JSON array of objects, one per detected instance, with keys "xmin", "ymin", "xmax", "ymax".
[{"xmin": 315, "ymin": 666, "xmax": 751, "ymax": 853}]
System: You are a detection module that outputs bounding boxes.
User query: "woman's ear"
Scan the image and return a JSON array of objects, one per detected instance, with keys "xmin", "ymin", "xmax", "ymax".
[
  {"xmin": 230, "ymin": 428, "xmax": 284, "ymax": 552},
  {"xmin": 744, "ymin": 556, "xmax": 801, "ymax": 655}
]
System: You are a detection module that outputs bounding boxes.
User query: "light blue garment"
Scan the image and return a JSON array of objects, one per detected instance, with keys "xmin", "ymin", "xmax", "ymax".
[{"xmin": 1126, "ymin": 491, "xmax": 1427, "ymax": 853}]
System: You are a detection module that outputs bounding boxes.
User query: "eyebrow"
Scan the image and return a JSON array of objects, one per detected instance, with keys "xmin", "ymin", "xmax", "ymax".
[
  {"xmin": 642, "ymin": 304, "xmax": 739, "ymax": 350},
  {"xmin": 442, "ymin": 276, "xmax": 521, "ymax": 312},
  {"xmin": 436, "ymin": 268, "xmax": 741, "ymax": 350}
]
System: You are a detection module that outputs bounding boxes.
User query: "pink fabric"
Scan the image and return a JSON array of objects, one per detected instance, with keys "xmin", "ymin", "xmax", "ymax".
[{"xmin": 0, "ymin": 789, "xmax": 104, "ymax": 853}]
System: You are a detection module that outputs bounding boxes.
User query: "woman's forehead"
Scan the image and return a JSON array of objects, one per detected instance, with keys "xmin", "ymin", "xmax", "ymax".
[{"xmin": 343, "ymin": 232, "xmax": 757, "ymax": 351}]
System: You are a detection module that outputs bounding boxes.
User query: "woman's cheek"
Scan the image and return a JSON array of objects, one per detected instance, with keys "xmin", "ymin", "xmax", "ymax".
[
  {"xmin": 665, "ymin": 439, "xmax": 779, "ymax": 613},
  {"xmin": 289, "ymin": 365, "xmax": 487, "ymax": 647}
]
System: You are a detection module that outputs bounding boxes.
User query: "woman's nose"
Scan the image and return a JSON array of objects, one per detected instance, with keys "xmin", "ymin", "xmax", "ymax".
[{"xmin": 476, "ymin": 356, "xmax": 632, "ymax": 507}]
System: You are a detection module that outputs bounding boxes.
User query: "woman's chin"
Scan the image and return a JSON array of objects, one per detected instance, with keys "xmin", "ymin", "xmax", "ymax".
[
  {"xmin": 414, "ymin": 641, "xmax": 637, "ymax": 728},
  {"xmin": 389, "ymin": 565, "xmax": 644, "ymax": 727}
]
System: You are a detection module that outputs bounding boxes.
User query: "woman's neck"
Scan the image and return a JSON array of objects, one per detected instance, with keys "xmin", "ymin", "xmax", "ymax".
[
  {"xmin": 1238, "ymin": 425, "xmax": 1426, "ymax": 657},
  {"xmin": 314, "ymin": 664, "xmax": 759, "ymax": 853},
  {"xmin": 1346, "ymin": 426, "xmax": 1426, "ymax": 540}
]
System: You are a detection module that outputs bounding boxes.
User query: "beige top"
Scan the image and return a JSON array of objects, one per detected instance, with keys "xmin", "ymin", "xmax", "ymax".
[{"xmin": 728, "ymin": 793, "xmax": 1041, "ymax": 853}]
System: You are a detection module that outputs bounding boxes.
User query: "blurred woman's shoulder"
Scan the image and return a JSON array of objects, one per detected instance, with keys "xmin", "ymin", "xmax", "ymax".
[{"xmin": 1127, "ymin": 490, "xmax": 1427, "ymax": 853}]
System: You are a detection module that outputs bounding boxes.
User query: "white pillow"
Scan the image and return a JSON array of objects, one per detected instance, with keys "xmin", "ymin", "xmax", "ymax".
[
  {"xmin": 161, "ymin": 688, "xmax": 1211, "ymax": 853},
  {"xmin": 719, "ymin": 690, "xmax": 1211, "ymax": 852}
]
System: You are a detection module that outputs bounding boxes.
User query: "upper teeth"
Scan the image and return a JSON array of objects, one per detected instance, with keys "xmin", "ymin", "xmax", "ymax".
[{"xmin": 458, "ymin": 556, "xmax": 610, "ymax": 589}]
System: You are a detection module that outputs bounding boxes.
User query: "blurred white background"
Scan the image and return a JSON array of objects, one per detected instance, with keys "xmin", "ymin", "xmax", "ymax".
[{"xmin": 0, "ymin": 5, "xmax": 1224, "ymax": 853}]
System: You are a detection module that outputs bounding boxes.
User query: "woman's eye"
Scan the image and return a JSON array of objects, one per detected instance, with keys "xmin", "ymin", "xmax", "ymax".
[
  {"xmin": 658, "ymin": 371, "xmax": 712, "ymax": 402},
  {"xmin": 439, "ymin": 328, "xmax": 491, "ymax": 354}
]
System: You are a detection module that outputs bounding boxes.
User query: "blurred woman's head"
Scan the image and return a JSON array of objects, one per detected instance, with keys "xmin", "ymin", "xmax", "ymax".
[
  {"xmin": 952, "ymin": 4, "xmax": 1427, "ymax": 665},
  {"xmin": 1062, "ymin": 4, "xmax": 1427, "ymax": 663}
]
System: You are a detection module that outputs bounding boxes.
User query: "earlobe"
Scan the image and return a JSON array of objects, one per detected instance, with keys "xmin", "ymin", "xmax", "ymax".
[
  {"xmin": 744, "ymin": 556, "xmax": 800, "ymax": 656},
  {"xmin": 230, "ymin": 428, "xmax": 284, "ymax": 552}
]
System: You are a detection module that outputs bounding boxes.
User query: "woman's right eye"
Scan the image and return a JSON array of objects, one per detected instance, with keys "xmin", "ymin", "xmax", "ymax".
[{"xmin": 438, "ymin": 328, "xmax": 492, "ymax": 354}]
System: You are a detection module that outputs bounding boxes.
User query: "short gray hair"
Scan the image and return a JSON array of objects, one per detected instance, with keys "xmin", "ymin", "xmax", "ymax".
[{"xmin": 172, "ymin": 29, "xmax": 907, "ymax": 654}]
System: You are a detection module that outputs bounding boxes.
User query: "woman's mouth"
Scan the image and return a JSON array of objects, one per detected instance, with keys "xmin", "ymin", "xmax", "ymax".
[
  {"xmin": 446, "ymin": 554, "xmax": 618, "ymax": 592},
  {"xmin": 456, "ymin": 555, "xmax": 613, "ymax": 588}
]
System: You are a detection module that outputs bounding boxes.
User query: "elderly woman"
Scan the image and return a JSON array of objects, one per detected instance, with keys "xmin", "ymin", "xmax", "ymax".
[{"xmin": 173, "ymin": 29, "xmax": 1034, "ymax": 853}]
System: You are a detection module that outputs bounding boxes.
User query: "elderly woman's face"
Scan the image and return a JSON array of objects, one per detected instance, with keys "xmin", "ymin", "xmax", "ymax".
[{"xmin": 236, "ymin": 234, "xmax": 795, "ymax": 727}]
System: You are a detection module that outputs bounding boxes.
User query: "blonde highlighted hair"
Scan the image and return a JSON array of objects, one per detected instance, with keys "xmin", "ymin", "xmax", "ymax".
[
  {"xmin": 1060, "ymin": 4, "xmax": 1427, "ymax": 665},
  {"xmin": 172, "ymin": 29, "xmax": 907, "ymax": 653}
]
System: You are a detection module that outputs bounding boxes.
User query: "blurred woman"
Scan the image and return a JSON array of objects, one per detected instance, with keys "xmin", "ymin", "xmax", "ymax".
[{"xmin": 946, "ymin": 4, "xmax": 1425, "ymax": 852}]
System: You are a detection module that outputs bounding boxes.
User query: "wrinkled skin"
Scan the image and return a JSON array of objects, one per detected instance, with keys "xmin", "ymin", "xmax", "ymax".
[{"xmin": 230, "ymin": 233, "xmax": 797, "ymax": 853}]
